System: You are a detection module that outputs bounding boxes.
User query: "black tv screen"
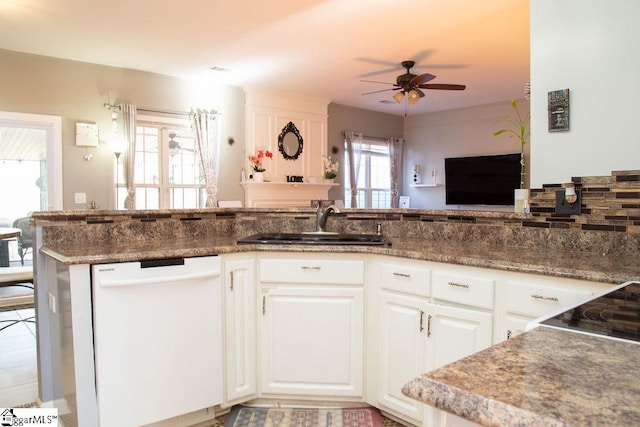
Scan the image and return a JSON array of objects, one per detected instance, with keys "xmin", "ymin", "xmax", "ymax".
[{"xmin": 445, "ymin": 153, "xmax": 521, "ymax": 206}]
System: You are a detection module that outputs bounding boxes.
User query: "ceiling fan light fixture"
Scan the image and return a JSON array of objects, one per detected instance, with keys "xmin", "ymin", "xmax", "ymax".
[
  {"xmin": 392, "ymin": 91, "xmax": 404, "ymax": 103},
  {"xmin": 408, "ymin": 89, "xmax": 421, "ymax": 104}
]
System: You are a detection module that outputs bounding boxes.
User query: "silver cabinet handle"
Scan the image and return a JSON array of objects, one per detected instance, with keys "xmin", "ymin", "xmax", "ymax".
[
  {"xmin": 301, "ymin": 266, "xmax": 321, "ymax": 271},
  {"xmin": 262, "ymin": 296, "xmax": 266, "ymax": 315},
  {"xmin": 230, "ymin": 270, "xmax": 234, "ymax": 291},
  {"xmin": 419, "ymin": 311, "xmax": 424, "ymax": 332},
  {"xmin": 393, "ymin": 272, "xmax": 411, "ymax": 278},
  {"xmin": 531, "ymin": 294, "xmax": 559, "ymax": 302},
  {"xmin": 448, "ymin": 281, "xmax": 469, "ymax": 289},
  {"xmin": 507, "ymin": 329, "xmax": 512, "ymax": 340},
  {"xmin": 426, "ymin": 314, "xmax": 432, "ymax": 337}
]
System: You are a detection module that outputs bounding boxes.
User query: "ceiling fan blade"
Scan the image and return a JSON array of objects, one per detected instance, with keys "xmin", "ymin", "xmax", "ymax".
[
  {"xmin": 362, "ymin": 88, "xmax": 397, "ymax": 95},
  {"xmin": 420, "ymin": 83, "xmax": 466, "ymax": 91},
  {"xmin": 360, "ymin": 79, "xmax": 395, "ymax": 85},
  {"xmin": 410, "ymin": 73, "xmax": 436, "ymax": 85}
]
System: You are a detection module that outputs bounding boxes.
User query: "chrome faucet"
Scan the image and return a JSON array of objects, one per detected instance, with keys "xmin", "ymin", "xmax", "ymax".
[{"xmin": 315, "ymin": 200, "xmax": 341, "ymax": 233}]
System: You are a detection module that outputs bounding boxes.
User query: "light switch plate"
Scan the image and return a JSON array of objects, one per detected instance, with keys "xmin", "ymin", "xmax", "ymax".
[{"xmin": 75, "ymin": 192, "xmax": 87, "ymax": 204}]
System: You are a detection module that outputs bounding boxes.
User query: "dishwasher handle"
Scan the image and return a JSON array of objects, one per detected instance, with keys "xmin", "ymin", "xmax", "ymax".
[
  {"xmin": 141, "ymin": 258, "xmax": 185, "ymax": 268},
  {"xmin": 99, "ymin": 271, "xmax": 220, "ymax": 288}
]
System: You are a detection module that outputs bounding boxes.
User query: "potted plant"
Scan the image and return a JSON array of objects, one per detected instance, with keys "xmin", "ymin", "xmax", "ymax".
[
  {"xmin": 248, "ymin": 149, "xmax": 273, "ymax": 182},
  {"xmin": 493, "ymin": 99, "xmax": 530, "ymax": 212},
  {"xmin": 322, "ymin": 155, "xmax": 339, "ymax": 182}
]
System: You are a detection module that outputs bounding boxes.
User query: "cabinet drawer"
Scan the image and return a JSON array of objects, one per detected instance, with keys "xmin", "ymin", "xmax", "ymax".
[
  {"xmin": 380, "ymin": 262, "xmax": 430, "ymax": 297},
  {"xmin": 506, "ymin": 281, "xmax": 594, "ymax": 317},
  {"xmin": 259, "ymin": 258, "xmax": 365, "ymax": 285},
  {"xmin": 432, "ymin": 271, "xmax": 495, "ymax": 309}
]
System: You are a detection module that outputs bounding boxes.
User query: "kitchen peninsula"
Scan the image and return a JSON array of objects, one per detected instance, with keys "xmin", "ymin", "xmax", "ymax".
[
  {"xmin": 31, "ymin": 213, "xmax": 638, "ymax": 426},
  {"xmin": 30, "ymin": 170, "xmax": 640, "ymax": 427}
]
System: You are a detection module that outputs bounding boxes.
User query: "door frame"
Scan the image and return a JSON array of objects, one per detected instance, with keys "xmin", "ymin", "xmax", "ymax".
[{"xmin": 0, "ymin": 111, "xmax": 63, "ymax": 210}]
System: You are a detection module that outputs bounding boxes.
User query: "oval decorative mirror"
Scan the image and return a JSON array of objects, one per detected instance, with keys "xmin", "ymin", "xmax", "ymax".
[{"xmin": 278, "ymin": 121, "xmax": 303, "ymax": 160}]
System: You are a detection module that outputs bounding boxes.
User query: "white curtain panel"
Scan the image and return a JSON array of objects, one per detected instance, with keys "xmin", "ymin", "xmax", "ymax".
[
  {"xmin": 120, "ymin": 103, "xmax": 137, "ymax": 210},
  {"xmin": 344, "ymin": 131, "xmax": 364, "ymax": 208},
  {"xmin": 190, "ymin": 109, "xmax": 220, "ymax": 207},
  {"xmin": 387, "ymin": 137, "xmax": 403, "ymax": 208}
]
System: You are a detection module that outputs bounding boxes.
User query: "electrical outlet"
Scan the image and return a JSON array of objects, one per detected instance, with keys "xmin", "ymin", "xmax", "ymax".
[{"xmin": 74, "ymin": 192, "xmax": 87, "ymax": 204}]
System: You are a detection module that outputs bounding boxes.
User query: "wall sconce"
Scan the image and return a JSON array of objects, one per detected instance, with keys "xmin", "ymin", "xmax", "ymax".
[
  {"xmin": 555, "ymin": 182, "xmax": 581, "ymax": 214},
  {"xmin": 564, "ymin": 182, "xmax": 578, "ymax": 203}
]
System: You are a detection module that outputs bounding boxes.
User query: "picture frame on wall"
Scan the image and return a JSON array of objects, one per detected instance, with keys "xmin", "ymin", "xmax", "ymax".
[{"xmin": 548, "ymin": 89, "xmax": 570, "ymax": 132}]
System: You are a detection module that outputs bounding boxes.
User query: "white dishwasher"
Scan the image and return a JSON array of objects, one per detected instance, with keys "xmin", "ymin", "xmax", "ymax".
[{"xmin": 92, "ymin": 256, "xmax": 223, "ymax": 427}]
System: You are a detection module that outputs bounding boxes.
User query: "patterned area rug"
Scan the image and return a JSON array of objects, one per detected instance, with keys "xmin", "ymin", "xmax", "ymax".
[{"xmin": 224, "ymin": 406, "xmax": 384, "ymax": 427}]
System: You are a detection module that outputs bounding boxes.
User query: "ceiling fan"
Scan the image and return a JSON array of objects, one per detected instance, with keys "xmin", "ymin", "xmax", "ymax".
[
  {"xmin": 168, "ymin": 131, "xmax": 196, "ymax": 156},
  {"xmin": 362, "ymin": 60, "xmax": 466, "ymax": 105}
]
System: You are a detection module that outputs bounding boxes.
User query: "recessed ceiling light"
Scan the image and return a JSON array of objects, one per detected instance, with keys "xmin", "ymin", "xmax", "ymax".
[{"xmin": 209, "ymin": 66, "xmax": 231, "ymax": 72}]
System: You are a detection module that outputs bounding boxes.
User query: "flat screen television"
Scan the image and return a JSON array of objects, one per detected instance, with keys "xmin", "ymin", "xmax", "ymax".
[{"xmin": 445, "ymin": 153, "xmax": 521, "ymax": 206}]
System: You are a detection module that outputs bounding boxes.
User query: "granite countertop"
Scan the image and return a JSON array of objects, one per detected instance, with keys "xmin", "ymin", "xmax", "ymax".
[
  {"xmin": 40, "ymin": 236, "xmax": 640, "ymax": 284},
  {"xmin": 402, "ymin": 327, "xmax": 640, "ymax": 427}
]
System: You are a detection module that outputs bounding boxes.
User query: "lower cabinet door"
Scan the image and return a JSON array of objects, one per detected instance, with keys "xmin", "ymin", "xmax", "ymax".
[
  {"xmin": 423, "ymin": 303, "xmax": 492, "ymax": 427},
  {"xmin": 378, "ymin": 290, "xmax": 429, "ymax": 424},
  {"xmin": 260, "ymin": 286, "xmax": 365, "ymax": 398},
  {"xmin": 224, "ymin": 256, "xmax": 257, "ymax": 405},
  {"xmin": 426, "ymin": 303, "xmax": 493, "ymax": 371}
]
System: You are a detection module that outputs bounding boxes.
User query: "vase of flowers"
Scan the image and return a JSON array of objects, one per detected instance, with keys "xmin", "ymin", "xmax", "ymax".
[
  {"xmin": 322, "ymin": 155, "xmax": 339, "ymax": 182},
  {"xmin": 249, "ymin": 149, "xmax": 273, "ymax": 182}
]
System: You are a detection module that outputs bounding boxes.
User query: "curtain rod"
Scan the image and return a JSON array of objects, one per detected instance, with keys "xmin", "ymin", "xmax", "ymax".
[
  {"xmin": 103, "ymin": 103, "xmax": 220, "ymax": 117},
  {"xmin": 343, "ymin": 132, "xmax": 388, "ymax": 142}
]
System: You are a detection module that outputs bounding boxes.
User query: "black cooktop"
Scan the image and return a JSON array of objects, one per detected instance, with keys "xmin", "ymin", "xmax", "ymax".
[{"xmin": 540, "ymin": 281, "xmax": 640, "ymax": 343}]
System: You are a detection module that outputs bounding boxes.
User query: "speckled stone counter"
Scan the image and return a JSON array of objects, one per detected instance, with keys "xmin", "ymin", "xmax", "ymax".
[
  {"xmin": 402, "ymin": 327, "xmax": 640, "ymax": 427},
  {"xmin": 40, "ymin": 236, "xmax": 640, "ymax": 284}
]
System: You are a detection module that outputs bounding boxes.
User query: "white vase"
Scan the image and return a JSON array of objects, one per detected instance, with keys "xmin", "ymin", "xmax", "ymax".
[
  {"xmin": 324, "ymin": 178, "xmax": 335, "ymax": 184},
  {"xmin": 253, "ymin": 172, "xmax": 264, "ymax": 182},
  {"xmin": 514, "ymin": 188, "xmax": 530, "ymax": 213}
]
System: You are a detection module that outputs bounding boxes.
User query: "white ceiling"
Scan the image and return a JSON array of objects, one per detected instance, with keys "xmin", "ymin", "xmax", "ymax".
[{"xmin": 0, "ymin": 0, "xmax": 529, "ymax": 116}]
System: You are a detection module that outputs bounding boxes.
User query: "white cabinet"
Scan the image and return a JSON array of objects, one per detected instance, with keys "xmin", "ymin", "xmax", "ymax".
[
  {"xmin": 373, "ymin": 258, "xmax": 493, "ymax": 426},
  {"xmin": 375, "ymin": 258, "xmax": 431, "ymax": 423},
  {"xmin": 494, "ymin": 273, "xmax": 613, "ymax": 342},
  {"xmin": 258, "ymin": 254, "xmax": 366, "ymax": 399},
  {"xmin": 378, "ymin": 290, "xmax": 429, "ymax": 422},
  {"xmin": 425, "ymin": 303, "xmax": 492, "ymax": 371},
  {"xmin": 222, "ymin": 254, "xmax": 257, "ymax": 405}
]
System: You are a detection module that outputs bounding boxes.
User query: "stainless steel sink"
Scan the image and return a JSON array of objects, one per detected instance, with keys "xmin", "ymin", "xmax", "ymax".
[{"xmin": 237, "ymin": 232, "xmax": 391, "ymax": 246}]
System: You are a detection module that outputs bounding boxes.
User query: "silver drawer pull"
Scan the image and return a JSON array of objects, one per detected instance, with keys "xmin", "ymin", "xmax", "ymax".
[
  {"xmin": 393, "ymin": 272, "xmax": 411, "ymax": 278},
  {"xmin": 301, "ymin": 266, "xmax": 321, "ymax": 271},
  {"xmin": 448, "ymin": 281, "xmax": 469, "ymax": 289},
  {"xmin": 531, "ymin": 294, "xmax": 559, "ymax": 302}
]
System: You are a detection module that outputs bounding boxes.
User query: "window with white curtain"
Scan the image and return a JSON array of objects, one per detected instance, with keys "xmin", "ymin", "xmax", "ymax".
[
  {"xmin": 115, "ymin": 116, "xmax": 205, "ymax": 209},
  {"xmin": 343, "ymin": 138, "xmax": 391, "ymax": 208}
]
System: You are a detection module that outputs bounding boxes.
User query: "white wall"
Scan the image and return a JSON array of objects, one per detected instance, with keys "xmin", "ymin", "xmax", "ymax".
[
  {"xmin": 530, "ymin": 0, "xmax": 640, "ymax": 187},
  {"xmin": 403, "ymin": 100, "xmax": 529, "ymax": 210}
]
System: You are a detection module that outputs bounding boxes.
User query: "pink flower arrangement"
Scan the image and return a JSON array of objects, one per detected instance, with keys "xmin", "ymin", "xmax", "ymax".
[{"xmin": 249, "ymin": 149, "xmax": 273, "ymax": 172}]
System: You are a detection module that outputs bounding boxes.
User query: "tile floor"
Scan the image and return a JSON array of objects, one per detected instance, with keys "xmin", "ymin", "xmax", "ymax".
[{"xmin": 0, "ymin": 307, "xmax": 38, "ymax": 408}]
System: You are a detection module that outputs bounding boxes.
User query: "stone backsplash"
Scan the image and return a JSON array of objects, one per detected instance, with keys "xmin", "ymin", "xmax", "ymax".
[
  {"xmin": 33, "ymin": 170, "xmax": 640, "ymax": 257},
  {"xmin": 528, "ymin": 169, "xmax": 640, "ymax": 232}
]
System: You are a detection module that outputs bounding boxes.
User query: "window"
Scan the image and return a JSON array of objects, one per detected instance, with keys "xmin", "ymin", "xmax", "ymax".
[
  {"xmin": 115, "ymin": 117, "xmax": 205, "ymax": 209},
  {"xmin": 343, "ymin": 139, "xmax": 391, "ymax": 208}
]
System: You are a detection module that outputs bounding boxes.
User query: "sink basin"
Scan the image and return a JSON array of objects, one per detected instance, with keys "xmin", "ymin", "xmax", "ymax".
[{"xmin": 237, "ymin": 232, "xmax": 391, "ymax": 246}]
